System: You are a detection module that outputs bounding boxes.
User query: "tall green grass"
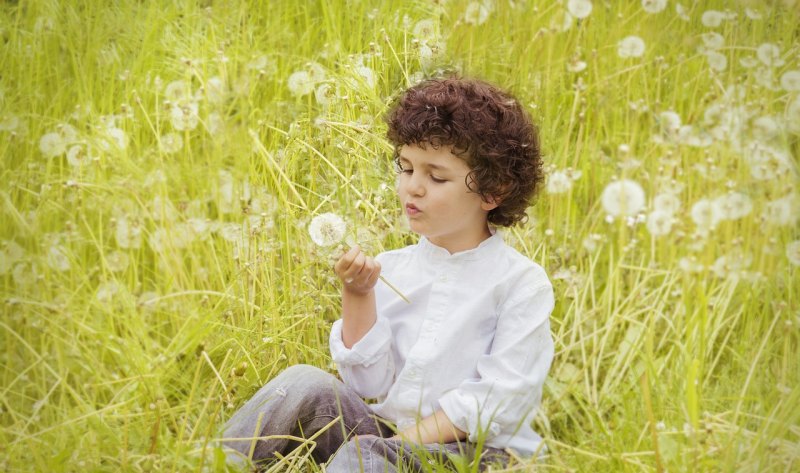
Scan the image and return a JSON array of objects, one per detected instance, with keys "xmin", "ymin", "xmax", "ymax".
[{"xmin": 1, "ymin": 0, "xmax": 798, "ymax": 471}]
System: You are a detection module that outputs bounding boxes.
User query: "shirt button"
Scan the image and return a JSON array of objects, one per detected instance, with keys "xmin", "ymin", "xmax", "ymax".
[{"xmin": 438, "ymin": 275, "xmax": 447, "ymax": 282}]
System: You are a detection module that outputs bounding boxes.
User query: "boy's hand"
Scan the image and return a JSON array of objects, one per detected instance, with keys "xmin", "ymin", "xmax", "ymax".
[{"xmin": 334, "ymin": 246, "xmax": 381, "ymax": 296}]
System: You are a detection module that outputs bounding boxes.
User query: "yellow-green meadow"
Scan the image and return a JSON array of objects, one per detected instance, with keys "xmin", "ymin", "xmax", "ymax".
[{"xmin": 1, "ymin": 0, "xmax": 798, "ymax": 471}]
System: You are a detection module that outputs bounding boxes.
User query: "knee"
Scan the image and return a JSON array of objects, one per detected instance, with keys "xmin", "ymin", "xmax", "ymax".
[
  {"xmin": 327, "ymin": 436, "xmax": 385, "ymax": 473},
  {"xmin": 277, "ymin": 364, "xmax": 338, "ymax": 392}
]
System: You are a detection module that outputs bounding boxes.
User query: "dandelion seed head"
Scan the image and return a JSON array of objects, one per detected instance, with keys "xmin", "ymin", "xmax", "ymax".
[
  {"xmin": 39, "ymin": 132, "xmax": 66, "ymax": 158},
  {"xmin": 641, "ymin": 0, "xmax": 667, "ymax": 14},
  {"xmin": 601, "ymin": 179, "xmax": 646, "ymax": 217},
  {"xmin": 675, "ymin": 3, "xmax": 690, "ymax": 21},
  {"xmin": 66, "ymin": 144, "xmax": 90, "ymax": 167},
  {"xmin": 164, "ymin": 80, "xmax": 192, "ymax": 102},
  {"xmin": 756, "ymin": 43, "xmax": 784, "ymax": 67},
  {"xmin": 160, "ymin": 132, "xmax": 183, "ymax": 154},
  {"xmin": 170, "ymin": 102, "xmax": 199, "ymax": 131},
  {"xmin": 780, "ymin": 70, "xmax": 800, "ymax": 92},
  {"xmin": 106, "ymin": 250, "xmax": 130, "ymax": 272},
  {"xmin": 115, "ymin": 216, "xmax": 142, "ymax": 249},
  {"xmin": 46, "ymin": 245, "xmax": 71, "ymax": 272},
  {"xmin": 786, "ymin": 241, "xmax": 800, "ymax": 266},
  {"xmin": 546, "ymin": 170, "xmax": 573, "ymax": 194},
  {"xmin": 701, "ymin": 10, "xmax": 726, "ymax": 27},
  {"xmin": 746, "ymin": 143, "xmax": 792, "ymax": 181},
  {"xmin": 0, "ymin": 114, "xmax": 19, "ymax": 132},
  {"xmin": 700, "ymin": 32, "xmax": 725, "ymax": 50},
  {"xmin": 308, "ymin": 213, "xmax": 347, "ymax": 247},
  {"xmin": 690, "ymin": 198, "xmax": 720, "ymax": 230},
  {"xmin": 106, "ymin": 127, "xmax": 128, "ymax": 150},
  {"xmin": 705, "ymin": 51, "xmax": 727, "ymax": 71},
  {"xmin": 412, "ymin": 19, "xmax": 438, "ymax": 41},
  {"xmin": 567, "ymin": 0, "xmax": 592, "ymax": 19},
  {"xmin": 315, "ymin": 83, "xmax": 335, "ymax": 106},
  {"xmin": 763, "ymin": 194, "xmax": 800, "ymax": 226},
  {"xmin": 646, "ymin": 210, "xmax": 673, "ymax": 236},
  {"xmin": 464, "ymin": 1, "xmax": 492, "ymax": 25},
  {"xmin": 287, "ymin": 71, "xmax": 314, "ymax": 97},
  {"xmin": 653, "ymin": 192, "xmax": 681, "ymax": 214},
  {"xmin": 618, "ymin": 36, "xmax": 646, "ymax": 58},
  {"xmin": 96, "ymin": 281, "xmax": 120, "ymax": 303},
  {"xmin": 745, "ymin": 8, "xmax": 762, "ymax": 20},
  {"xmin": 713, "ymin": 192, "xmax": 752, "ymax": 221}
]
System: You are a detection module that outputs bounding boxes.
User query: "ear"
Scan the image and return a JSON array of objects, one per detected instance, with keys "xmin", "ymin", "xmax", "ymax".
[{"xmin": 481, "ymin": 195, "xmax": 500, "ymax": 211}]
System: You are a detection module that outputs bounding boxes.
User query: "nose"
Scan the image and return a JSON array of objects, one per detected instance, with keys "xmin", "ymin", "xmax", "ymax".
[{"xmin": 405, "ymin": 172, "xmax": 425, "ymax": 197}]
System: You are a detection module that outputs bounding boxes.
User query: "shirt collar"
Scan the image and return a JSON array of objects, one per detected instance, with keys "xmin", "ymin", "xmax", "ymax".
[{"xmin": 416, "ymin": 228, "xmax": 504, "ymax": 261}]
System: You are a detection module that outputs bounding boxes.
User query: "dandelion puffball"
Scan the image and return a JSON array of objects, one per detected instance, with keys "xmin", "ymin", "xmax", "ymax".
[
  {"xmin": 786, "ymin": 241, "xmax": 800, "ymax": 267},
  {"xmin": 641, "ymin": 0, "xmax": 667, "ymax": 14},
  {"xmin": 601, "ymin": 179, "xmax": 646, "ymax": 217},
  {"xmin": 617, "ymin": 36, "xmax": 646, "ymax": 58},
  {"xmin": 308, "ymin": 213, "xmax": 347, "ymax": 247},
  {"xmin": 567, "ymin": 0, "xmax": 592, "ymax": 19}
]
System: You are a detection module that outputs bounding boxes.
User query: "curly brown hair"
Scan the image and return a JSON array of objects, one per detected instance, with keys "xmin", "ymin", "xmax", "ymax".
[{"xmin": 385, "ymin": 77, "xmax": 543, "ymax": 227}]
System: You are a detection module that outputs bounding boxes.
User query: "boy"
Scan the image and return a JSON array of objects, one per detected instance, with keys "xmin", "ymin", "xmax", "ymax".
[{"xmin": 223, "ymin": 77, "xmax": 554, "ymax": 472}]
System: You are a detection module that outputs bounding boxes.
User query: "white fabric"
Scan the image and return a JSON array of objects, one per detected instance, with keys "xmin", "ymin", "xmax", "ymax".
[{"xmin": 329, "ymin": 231, "xmax": 554, "ymax": 457}]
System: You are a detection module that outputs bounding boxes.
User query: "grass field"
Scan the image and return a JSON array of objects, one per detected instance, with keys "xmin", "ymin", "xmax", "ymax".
[{"xmin": 1, "ymin": 0, "xmax": 798, "ymax": 471}]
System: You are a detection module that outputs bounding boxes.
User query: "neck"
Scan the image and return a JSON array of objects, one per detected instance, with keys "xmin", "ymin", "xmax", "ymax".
[{"xmin": 429, "ymin": 226, "xmax": 493, "ymax": 254}]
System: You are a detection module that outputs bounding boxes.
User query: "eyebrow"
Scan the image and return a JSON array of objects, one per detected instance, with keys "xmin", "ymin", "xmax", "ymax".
[{"xmin": 398, "ymin": 155, "xmax": 451, "ymax": 172}]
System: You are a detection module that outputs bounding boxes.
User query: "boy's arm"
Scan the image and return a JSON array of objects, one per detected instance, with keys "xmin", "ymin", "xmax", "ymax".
[
  {"xmin": 335, "ymin": 246, "xmax": 381, "ymax": 348},
  {"xmin": 392, "ymin": 410, "xmax": 467, "ymax": 445}
]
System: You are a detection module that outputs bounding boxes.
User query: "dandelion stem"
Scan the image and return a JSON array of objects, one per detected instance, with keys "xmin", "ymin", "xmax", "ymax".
[{"xmin": 379, "ymin": 275, "xmax": 411, "ymax": 304}]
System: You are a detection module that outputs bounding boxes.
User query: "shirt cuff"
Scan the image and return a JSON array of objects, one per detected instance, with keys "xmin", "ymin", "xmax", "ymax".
[
  {"xmin": 438, "ymin": 390, "xmax": 502, "ymax": 442},
  {"xmin": 329, "ymin": 317, "xmax": 392, "ymax": 367}
]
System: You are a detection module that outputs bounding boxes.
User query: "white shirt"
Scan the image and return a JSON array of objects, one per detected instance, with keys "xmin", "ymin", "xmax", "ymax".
[{"xmin": 329, "ymin": 231, "xmax": 554, "ymax": 456}]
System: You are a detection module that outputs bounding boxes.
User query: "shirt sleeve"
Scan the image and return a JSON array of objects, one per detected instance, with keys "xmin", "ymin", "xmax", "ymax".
[
  {"xmin": 438, "ymin": 281, "xmax": 555, "ymax": 443},
  {"xmin": 329, "ymin": 316, "xmax": 396, "ymax": 399}
]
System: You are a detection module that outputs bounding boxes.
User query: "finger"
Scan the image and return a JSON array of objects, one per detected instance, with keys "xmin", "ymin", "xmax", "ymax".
[{"xmin": 335, "ymin": 246, "xmax": 361, "ymax": 274}]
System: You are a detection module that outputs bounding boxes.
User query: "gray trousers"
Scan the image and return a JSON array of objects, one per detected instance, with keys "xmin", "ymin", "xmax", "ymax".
[{"xmin": 221, "ymin": 364, "xmax": 508, "ymax": 472}]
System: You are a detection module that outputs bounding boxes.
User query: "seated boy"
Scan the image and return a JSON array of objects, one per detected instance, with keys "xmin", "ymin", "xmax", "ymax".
[{"xmin": 223, "ymin": 77, "xmax": 554, "ymax": 472}]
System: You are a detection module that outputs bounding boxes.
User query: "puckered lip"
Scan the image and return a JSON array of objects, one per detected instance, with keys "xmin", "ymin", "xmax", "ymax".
[{"xmin": 405, "ymin": 202, "xmax": 421, "ymax": 214}]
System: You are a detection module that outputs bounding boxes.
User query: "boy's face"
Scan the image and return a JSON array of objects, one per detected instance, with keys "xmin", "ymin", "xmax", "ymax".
[{"xmin": 396, "ymin": 143, "xmax": 498, "ymax": 254}]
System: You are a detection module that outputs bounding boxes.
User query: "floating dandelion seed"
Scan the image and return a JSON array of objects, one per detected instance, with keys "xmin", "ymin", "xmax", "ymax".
[
  {"xmin": 701, "ymin": 10, "xmax": 725, "ymax": 27},
  {"xmin": 786, "ymin": 241, "xmax": 800, "ymax": 267},
  {"xmin": 617, "ymin": 36, "xmax": 646, "ymax": 58},
  {"xmin": 567, "ymin": 0, "xmax": 592, "ymax": 19},
  {"xmin": 308, "ymin": 212, "xmax": 347, "ymax": 247},
  {"xmin": 641, "ymin": 0, "xmax": 666, "ymax": 14},
  {"xmin": 601, "ymin": 179, "xmax": 646, "ymax": 217}
]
